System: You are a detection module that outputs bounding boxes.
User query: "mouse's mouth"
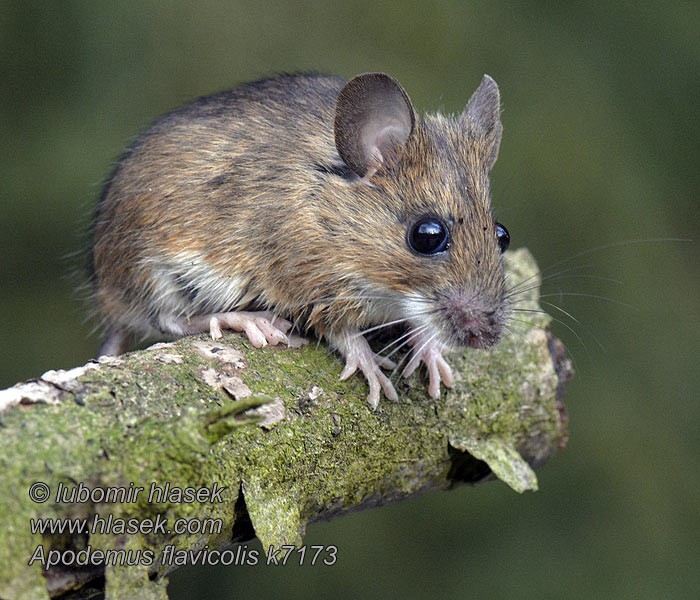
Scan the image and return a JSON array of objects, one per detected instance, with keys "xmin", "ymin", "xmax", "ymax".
[
  {"xmin": 463, "ymin": 325, "xmax": 501, "ymax": 349},
  {"xmin": 443, "ymin": 294, "xmax": 506, "ymax": 350}
]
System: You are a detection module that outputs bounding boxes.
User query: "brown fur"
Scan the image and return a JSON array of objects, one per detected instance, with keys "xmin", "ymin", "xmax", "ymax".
[{"xmin": 91, "ymin": 72, "xmax": 507, "ymax": 354}]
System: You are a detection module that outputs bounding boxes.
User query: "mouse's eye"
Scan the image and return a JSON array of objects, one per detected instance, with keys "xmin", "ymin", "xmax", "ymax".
[
  {"xmin": 495, "ymin": 222, "xmax": 510, "ymax": 253},
  {"xmin": 407, "ymin": 216, "xmax": 449, "ymax": 255}
]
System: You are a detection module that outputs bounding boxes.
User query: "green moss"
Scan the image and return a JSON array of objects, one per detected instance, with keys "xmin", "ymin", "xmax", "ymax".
[{"xmin": 0, "ymin": 247, "xmax": 568, "ymax": 599}]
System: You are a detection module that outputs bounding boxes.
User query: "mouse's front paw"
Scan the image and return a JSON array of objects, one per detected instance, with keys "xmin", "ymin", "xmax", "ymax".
[
  {"xmin": 402, "ymin": 335, "xmax": 455, "ymax": 399},
  {"xmin": 335, "ymin": 332, "xmax": 398, "ymax": 408}
]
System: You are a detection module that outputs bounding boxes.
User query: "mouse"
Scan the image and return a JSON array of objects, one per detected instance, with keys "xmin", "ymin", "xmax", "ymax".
[{"xmin": 89, "ymin": 71, "xmax": 510, "ymax": 408}]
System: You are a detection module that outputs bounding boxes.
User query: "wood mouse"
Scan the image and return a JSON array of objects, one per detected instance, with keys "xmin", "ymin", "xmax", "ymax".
[{"xmin": 90, "ymin": 71, "xmax": 510, "ymax": 408}]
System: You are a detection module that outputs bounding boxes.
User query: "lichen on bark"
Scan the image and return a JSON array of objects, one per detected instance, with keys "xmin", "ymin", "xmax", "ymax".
[{"xmin": 0, "ymin": 248, "xmax": 571, "ymax": 600}]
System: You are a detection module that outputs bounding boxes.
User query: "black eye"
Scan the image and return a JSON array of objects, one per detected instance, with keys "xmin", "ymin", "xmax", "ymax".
[
  {"xmin": 407, "ymin": 216, "xmax": 450, "ymax": 255},
  {"xmin": 495, "ymin": 222, "xmax": 510, "ymax": 253}
]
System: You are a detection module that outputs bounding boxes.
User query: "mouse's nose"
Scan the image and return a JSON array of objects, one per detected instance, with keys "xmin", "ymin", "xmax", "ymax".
[{"xmin": 445, "ymin": 293, "xmax": 504, "ymax": 349}]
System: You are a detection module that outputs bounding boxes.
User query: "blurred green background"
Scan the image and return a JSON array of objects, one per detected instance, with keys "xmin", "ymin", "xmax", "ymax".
[{"xmin": 1, "ymin": 1, "xmax": 698, "ymax": 598}]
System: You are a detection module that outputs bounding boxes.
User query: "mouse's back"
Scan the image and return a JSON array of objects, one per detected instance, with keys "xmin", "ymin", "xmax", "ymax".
[{"xmin": 90, "ymin": 74, "xmax": 349, "ymax": 339}]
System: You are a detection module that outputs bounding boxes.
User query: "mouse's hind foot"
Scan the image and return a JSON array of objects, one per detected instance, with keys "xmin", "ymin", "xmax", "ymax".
[
  {"xmin": 98, "ymin": 326, "xmax": 132, "ymax": 357},
  {"xmin": 183, "ymin": 311, "xmax": 307, "ymax": 349}
]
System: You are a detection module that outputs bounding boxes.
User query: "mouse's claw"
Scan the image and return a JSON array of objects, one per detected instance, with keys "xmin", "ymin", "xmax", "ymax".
[
  {"xmin": 334, "ymin": 332, "xmax": 398, "ymax": 408},
  {"xmin": 208, "ymin": 311, "xmax": 291, "ymax": 347},
  {"xmin": 183, "ymin": 310, "xmax": 305, "ymax": 348},
  {"xmin": 402, "ymin": 335, "xmax": 454, "ymax": 398}
]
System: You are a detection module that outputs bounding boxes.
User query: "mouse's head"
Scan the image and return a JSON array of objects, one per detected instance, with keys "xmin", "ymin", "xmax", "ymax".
[{"xmin": 329, "ymin": 72, "xmax": 509, "ymax": 350}]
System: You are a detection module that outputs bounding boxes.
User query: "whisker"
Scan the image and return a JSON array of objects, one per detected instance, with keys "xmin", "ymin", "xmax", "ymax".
[
  {"xmin": 510, "ymin": 308, "xmax": 551, "ymax": 317},
  {"xmin": 502, "ymin": 322, "xmax": 531, "ymax": 344},
  {"xmin": 535, "ymin": 238, "xmax": 689, "ymax": 277},
  {"xmin": 379, "ymin": 322, "xmax": 433, "ymax": 362},
  {"xmin": 511, "ymin": 304, "xmax": 601, "ymax": 350},
  {"xmin": 355, "ymin": 317, "xmax": 412, "ymax": 338},
  {"xmin": 506, "ymin": 318, "xmax": 580, "ymax": 374},
  {"xmin": 392, "ymin": 330, "xmax": 440, "ymax": 384},
  {"xmin": 355, "ymin": 305, "xmax": 443, "ymax": 340},
  {"xmin": 389, "ymin": 333, "xmax": 424, "ymax": 381},
  {"xmin": 283, "ymin": 294, "xmax": 399, "ymax": 309},
  {"xmin": 507, "ymin": 238, "xmax": 689, "ymax": 305},
  {"xmin": 538, "ymin": 301, "xmax": 581, "ymax": 325},
  {"xmin": 507, "ymin": 272, "xmax": 624, "ymax": 301},
  {"xmin": 541, "ymin": 301, "xmax": 606, "ymax": 351},
  {"xmin": 506, "ymin": 264, "xmax": 594, "ymax": 298},
  {"xmin": 539, "ymin": 292, "xmax": 635, "ymax": 310},
  {"xmin": 510, "ymin": 310, "xmax": 594, "ymax": 356},
  {"xmin": 374, "ymin": 325, "xmax": 418, "ymax": 357},
  {"xmin": 509, "ymin": 238, "xmax": 690, "ymax": 295}
]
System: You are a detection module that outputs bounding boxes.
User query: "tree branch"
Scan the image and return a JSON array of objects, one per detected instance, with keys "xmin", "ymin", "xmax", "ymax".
[{"xmin": 0, "ymin": 248, "xmax": 572, "ymax": 600}]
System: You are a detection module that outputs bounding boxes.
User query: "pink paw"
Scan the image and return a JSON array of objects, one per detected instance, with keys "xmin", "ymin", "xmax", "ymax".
[
  {"xmin": 208, "ymin": 311, "xmax": 293, "ymax": 347},
  {"xmin": 335, "ymin": 332, "xmax": 398, "ymax": 409},
  {"xmin": 402, "ymin": 335, "xmax": 455, "ymax": 398}
]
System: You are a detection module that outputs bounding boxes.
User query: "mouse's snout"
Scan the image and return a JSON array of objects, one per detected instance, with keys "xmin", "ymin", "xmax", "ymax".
[{"xmin": 444, "ymin": 292, "xmax": 506, "ymax": 350}]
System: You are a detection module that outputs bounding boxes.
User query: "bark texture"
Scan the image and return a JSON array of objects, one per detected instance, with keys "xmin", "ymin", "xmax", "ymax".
[{"xmin": 0, "ymin": 248, "xmax": 572, "ymax": 600}]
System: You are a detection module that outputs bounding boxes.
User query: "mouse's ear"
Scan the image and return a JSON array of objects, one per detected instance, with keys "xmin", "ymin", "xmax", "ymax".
[
  {"xmin": 335, "ymin": 73, "xmax": 415, "ymax": 178},
  {"xmin": 461, "ymin": 75, "xmax": 502, "ymax": 170}
]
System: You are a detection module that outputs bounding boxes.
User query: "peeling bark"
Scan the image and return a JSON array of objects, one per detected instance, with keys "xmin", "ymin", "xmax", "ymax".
[{"xmin": 0, "ymin": 248, "xmax": 572, "ymax": 600}]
